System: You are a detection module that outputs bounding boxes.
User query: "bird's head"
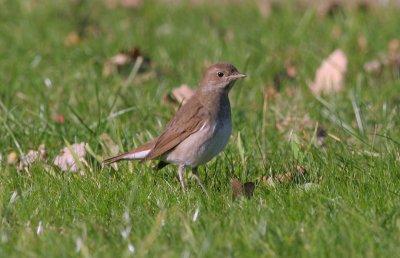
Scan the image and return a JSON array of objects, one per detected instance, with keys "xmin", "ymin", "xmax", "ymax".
[{"xmin": 200, "ymin": 63, "xmax": 246, "ymax": 93}]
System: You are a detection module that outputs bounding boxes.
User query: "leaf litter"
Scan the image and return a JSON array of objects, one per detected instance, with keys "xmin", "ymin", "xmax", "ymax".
[
  {"xmin": 102, "ymin": 47, "xmax": 152, "ymax": 78},
  {"xmin": 309, "ymin": 49, "xmax": 348, "ymax": 95},
  {"xmin": 17, "ymin": 144, "xmax": 46, "ymax": 175},
  {"xmin": 231, "ymin": 179, "xmax": 255, "ymax": 200},
  {"xmin": 53, "ymin": 142, "xmax": 91, "ymax": 175}
]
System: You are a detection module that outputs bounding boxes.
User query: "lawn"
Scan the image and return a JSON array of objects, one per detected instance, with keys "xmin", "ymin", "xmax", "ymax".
[{"xmin": 1, "ymin": 0, "xmax": 400, "ymax": 257}]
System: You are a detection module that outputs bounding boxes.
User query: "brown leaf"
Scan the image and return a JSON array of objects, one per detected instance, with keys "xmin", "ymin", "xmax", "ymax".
[
  {"xmin": 7, "ymin": 151, "xmax": 18, "ymax": 165},
  {"xmin": 364, "ymin": 59, "xmax": 383, "ymax": 74},
  {"xmin": 53, "ymin": 142, "xmax": 90, "ymax": 175},
  {"xmin": 231, "ymin": 178, "xmax": 243, "ymax": 200},
  {"xmin": 17, "ymin": 144, "xmax": 46, "ymax": 174},
  {"xmin": 165, "ymin": 85, "xmax": 195, "ymax": 107},
  {"xmin": 261, "ymin": 165, "xmax": 307, "ymax": 185},
  {"xmin": 364, "ymin": 54, "xmax": 400, "ymax": 75},
  {"xmin": 231, "ymin": 179, "xmax": 255, "ymax": 200},
  {"xmin": 102, "ymin": 47, "xmax": 151, "ymax": 77},
  {"xmin": 243, "ymin": 182, "xmax": 255, "ymax": 199},
  {"xmin": 309, "ymin": 49, "xmax": 347, "ymax": 95},
  {"xmin": 64, "ymin": 32, "xmax": 81, "ymax": 47}
]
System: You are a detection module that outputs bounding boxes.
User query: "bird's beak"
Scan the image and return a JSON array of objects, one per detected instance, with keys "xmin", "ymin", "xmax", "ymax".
[{"xmin": 228, "ymin": 73, "xmax": 247, "ymax": 80}]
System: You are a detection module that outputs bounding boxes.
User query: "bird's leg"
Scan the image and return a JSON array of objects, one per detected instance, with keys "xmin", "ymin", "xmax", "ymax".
[
  {"xmin": 178, "ymin": 164, "xmax": 186, "ymax": 191},
  {"xmin": 192, "ymin": 167, "xmax": 208, "ymax": 196}
]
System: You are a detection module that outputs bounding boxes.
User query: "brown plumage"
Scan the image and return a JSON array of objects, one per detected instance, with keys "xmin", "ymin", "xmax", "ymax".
[{"xmin": 103, "ymin": 63, "xmax": 246, "ymax": 193}]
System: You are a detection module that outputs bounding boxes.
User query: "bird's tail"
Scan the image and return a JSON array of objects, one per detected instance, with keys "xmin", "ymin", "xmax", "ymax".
[{"xmin": 102, "ymin": 139, "xmax": 156, "ymax": 165}]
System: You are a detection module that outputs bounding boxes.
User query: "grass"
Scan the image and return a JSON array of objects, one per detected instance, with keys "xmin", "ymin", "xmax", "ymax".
[{"xmin": 1, "ymin": 0, "xmax": 400, "ymax": 257}]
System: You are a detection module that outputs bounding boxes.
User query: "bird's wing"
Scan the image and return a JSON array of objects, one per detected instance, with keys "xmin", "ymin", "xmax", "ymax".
[{"xmin": 143, "ymin": 95, "xmax": 207, "ymax": 160}]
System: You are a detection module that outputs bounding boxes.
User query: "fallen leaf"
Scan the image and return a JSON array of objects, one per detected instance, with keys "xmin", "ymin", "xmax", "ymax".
[
  {"xmin": 102, "ymin": 47, "xmax": 151, "ymax": 78},
  {"xmin": 363, "ymin": 59, "xmax": 383, "ymax": 74},
  {"xmin": 165, "ymin": 85, "xmax": 195, "ymax": 107},
  {"xmin": 7, "ymin": 151, "xmax": 18, "ymax": 165},
  {"xmin": 64, "ymin": 32, "xmax": 81, "ymax": 47},
  {"xmin": 231, "ymin": 178, "xmax": 255, "ymax": 200},
  {"xmin": 243, "ymin": 182, "xmax": 255, "ymax": 199},
  {"xmin": 17, "ymin": 144, "xmax": 46, "ymax": 174},
  {"xmin": 231, "ymin": 178, "xmax": 243, "ymax": 200},
  {"xmin": 309, "ymin": 49, "xmax": 347, "ymax": 95},
  {"xmin": 261, "ymin": 165, "xmax": 307, "ymax": 186},
  {"xmin": 53, "ymin": 142, "xmax": 90, "ymax": 175},
  {"xmin": 364, "ymin": 54, "xmax": 400, "ymax": 75}
]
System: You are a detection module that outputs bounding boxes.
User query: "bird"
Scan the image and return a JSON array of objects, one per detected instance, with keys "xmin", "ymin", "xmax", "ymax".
[{"xmin": 103, "ymin": 63, "xmax": 246, "ymax": 193}]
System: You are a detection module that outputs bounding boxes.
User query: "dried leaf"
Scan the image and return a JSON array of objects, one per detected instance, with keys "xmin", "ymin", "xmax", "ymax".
[
  {"xmin": 231, "ymin": 178, "xmax": 255, "ymax": 200},
  {"xmin": 53, "ymin": 142, "xmax": 90, "ymax": 175},
  {"xmin": 165, "ymin": 85, "xmax": 195, "ymax": 107},
  {"xmin": 102, "ymin": 48, "xmax": 151, "ymax": 78},
  {"xmin": 364, "ymin": 54, "xmax": 400, "ymax": 75},
  {"xmin": 364, "ymin": 59, "xmax": 383, "ymax": 74},
  {"xmin": 64, "ymin": 32, "xmax": 81, "ymax": 47},
  {"xmin": 261, "ymin": 165, "xmax": 307, "ymax": 186},
  {"xmin": 231, "ymin": 178, "xmax": 243, "ymax": 200},
  {"xmin": 243, "ymin": 182, "xmax": 255, "ymax": 199},
  {"xmin": 7, "ymin": 151, "xmax": 18, "ymax": 165},
  {"xmin": 17, "ymin": 144, "xmax": 46, "ymax": 174},
  {"xmin": 309, "ymin": 49, "xmax": 347, "ymax": 95}
]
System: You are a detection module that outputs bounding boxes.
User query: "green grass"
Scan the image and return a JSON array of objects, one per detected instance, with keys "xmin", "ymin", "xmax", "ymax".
[{"xmin": 1, "ymin": 0, "xmax": 400, "ymax": 257}]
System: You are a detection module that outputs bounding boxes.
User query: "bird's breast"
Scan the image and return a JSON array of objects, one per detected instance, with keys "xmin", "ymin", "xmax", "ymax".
[{"xmin": 165, "ymin": 116, "xmax": 232, "ymax": 167}]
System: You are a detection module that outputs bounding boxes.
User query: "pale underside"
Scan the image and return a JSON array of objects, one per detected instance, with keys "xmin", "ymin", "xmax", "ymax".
[{"xmin": 163, "ymin": 117, "xmax": 232, "ymax": 167}]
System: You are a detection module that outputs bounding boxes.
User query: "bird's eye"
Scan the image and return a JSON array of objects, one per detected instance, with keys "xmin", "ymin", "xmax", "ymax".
[{"xmin": 217, "ymin": 72, "xmax": 224, "ymax": 77}]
